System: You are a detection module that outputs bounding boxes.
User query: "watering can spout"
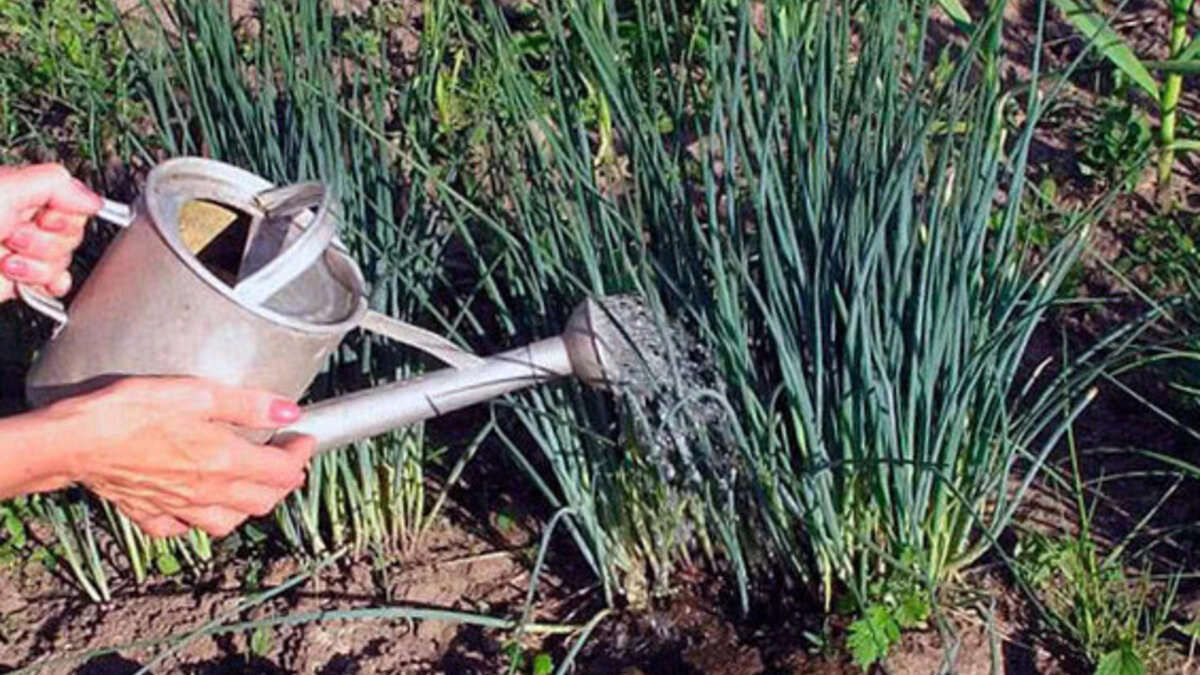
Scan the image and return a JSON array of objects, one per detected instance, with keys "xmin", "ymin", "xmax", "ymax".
[{"xmin": 274, "ymin": 299, "xmax": 622, "ymax": 453}]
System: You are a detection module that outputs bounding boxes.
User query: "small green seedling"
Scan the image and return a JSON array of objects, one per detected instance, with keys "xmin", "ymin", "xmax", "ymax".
[
  {"xmin": 155, "ymin": 550, "xmax": 182, "ymax": 577},
  {"xmin": 844, "ymin": 556, "xmax": 932, "ymax": 670},
  {"xmin": 1079, "ymin": 101, "xmax": 1153, "ymax": 191},
  {"xmin": 532, "ymin": 652, "xmax": 554, "ymax": 675},
  {"xmin": 250, "ymin": 625, "xmax": 274, "ymax": 658}
]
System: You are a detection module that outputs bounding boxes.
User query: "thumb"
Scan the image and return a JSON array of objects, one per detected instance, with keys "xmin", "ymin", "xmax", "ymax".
[{"xmin": 0, "ymin": 164, "xmax": 102, "ymax": 220}]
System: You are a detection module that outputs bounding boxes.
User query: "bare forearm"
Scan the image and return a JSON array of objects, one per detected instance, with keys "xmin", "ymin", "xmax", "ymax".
[{"xmin": 0, "ymin": 411, "xmax": 76, "ymax": 500}]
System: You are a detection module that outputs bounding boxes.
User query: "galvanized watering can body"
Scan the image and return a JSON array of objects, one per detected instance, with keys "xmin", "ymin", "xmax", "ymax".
[
  {"xmin": 25, "ymin": 159, "xmax": 366, "ymax": 406},
  {"xmin": 23, "ymin": 158, "xmax": 616, "ymax": 452}
]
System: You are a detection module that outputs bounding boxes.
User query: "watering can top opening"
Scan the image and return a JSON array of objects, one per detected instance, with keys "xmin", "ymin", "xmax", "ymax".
[{"xmin": 142, "ymin": 157, "xmax": 367, "ymax": 335}]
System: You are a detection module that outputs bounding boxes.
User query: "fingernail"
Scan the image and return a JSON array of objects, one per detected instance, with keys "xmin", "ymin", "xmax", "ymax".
[
  {"xmin": 6, "ymin": 230, "xmax": 30, "ymax": 249},
  {"xmin": 2, "ymin": 257, "xmax": 27, "ymax": 277},
  {"xmin": 269, "ymin": 400, "xmax": 302, "ymax": 424}
]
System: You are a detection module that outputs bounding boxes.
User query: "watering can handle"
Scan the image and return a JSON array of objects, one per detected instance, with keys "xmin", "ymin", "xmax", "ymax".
[
  {"xmin": 15, "ymin": 198, "xmax": 135, "ymax": 329},
  {"xmin": 232, "ymin": 182, "xmax": 338, "ymax": 306},
  {"xmin": 359, "ymin": 310, "xmax": 485, "ymax": 370}
]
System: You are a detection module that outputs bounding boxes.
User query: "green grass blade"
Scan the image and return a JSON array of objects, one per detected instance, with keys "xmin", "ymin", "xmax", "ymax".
[
  {"xmin": 1049, "ymin": 0, "xmax": 1159, "ymax": 97},
  {"xmin": 937, "ymin": 0, "xmax": 973, "ymax": 25}
]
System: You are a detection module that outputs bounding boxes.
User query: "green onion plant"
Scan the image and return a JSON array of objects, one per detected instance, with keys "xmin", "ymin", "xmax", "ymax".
[
  {"xmin": 130, "ymin": 0, "xmax": 480, "ymax": 558},
  {"xmin": 429, "ymin": 0, "xmax": 1117, "ymax": 620},
  {"xmin": 18, "ymin": 0, "xmax": 492, "ymax": 598}
]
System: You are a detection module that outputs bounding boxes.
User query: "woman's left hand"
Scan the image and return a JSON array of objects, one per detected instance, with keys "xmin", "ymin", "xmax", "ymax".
[{"xmin": 0, "ymin": 164, "xmax": 103, "ymax": 302}]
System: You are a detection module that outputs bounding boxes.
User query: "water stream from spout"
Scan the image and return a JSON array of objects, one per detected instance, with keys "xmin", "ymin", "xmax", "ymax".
[{"xmin": 592, "ymin": 295, "xmax": 734, "ymax": 489}]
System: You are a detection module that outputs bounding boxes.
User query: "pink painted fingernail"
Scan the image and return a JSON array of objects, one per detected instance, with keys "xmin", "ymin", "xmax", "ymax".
[
  {"xmin": 269, "ymin": 400, "xmax": 302, "ymax": 424},
  {"xmin": 2, "ymin": 257, "xmax": 28, "ymax": 276}
]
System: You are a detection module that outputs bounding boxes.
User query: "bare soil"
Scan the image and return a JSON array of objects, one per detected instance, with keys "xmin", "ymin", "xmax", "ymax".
[{"xmin": 0, "ymin": 523, "xmax": 538, "ymax": 674}]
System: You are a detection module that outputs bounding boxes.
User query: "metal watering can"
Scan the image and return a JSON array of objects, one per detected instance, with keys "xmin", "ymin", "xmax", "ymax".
[{"xmin": 21, "ymin": 157, "xmax": 620, "ymax": 452}]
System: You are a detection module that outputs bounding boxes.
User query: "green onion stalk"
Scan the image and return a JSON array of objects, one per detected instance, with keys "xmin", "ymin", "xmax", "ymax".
[{"xmin": 1158, "ymin": 0, "xmax": 1193, "ymax": 202}]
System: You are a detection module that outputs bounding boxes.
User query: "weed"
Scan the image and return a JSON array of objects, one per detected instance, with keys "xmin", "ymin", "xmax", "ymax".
[
  {"xmin": 1050, "ymin": 0, "xmax": 1200, "ymax": 203},
  {"xmin": 1016, "ymin": 530, "xmax": 1174, "ymax": 670},
  {"xmin": 847, "ymin": 597, "xmax": 930, "ymax": 669},
  {"xmin": 249, "ymin": 625, "xmax": 273, "ymax": 658},
  {"xmin": 0, "ymin": 500, "xmax": 29, "ymax": 568},
  {"xmin": 0, "ymin": 0, "xmax": 146, "ymax": 180},
  {"xmin": 1079, "ymin": 100, "xmax": 1152, "ymax": 191},
  {"xmin": 841, "ymin": 548, "xmax": 933, "ymax": 668},
  {"xmin": 1014, "ymin": 425, "xmax": 1178, "ymax": 672},
  {"xmin": 1123, "ymin": 212, "xmax": 1200, "ymax": 294}
]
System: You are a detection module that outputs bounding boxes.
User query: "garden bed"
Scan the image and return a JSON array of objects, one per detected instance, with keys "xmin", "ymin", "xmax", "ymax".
[{"xmin": 7, "ymin": 0, "xmax": 1200, "ymax": 673}]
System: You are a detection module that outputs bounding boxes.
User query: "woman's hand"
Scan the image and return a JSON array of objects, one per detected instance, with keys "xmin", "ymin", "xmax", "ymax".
[
  {"xmin": 0, "ymin": 164, "xmax": 103, "ymax": 302},
  {"xmin": 3, "ymin": 377, "xmax": 315, "ymax": 538}
]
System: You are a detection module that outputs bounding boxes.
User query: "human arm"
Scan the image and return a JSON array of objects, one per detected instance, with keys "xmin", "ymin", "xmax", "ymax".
[{"xmin": 0, "ymin": 377, "xmax": 314, "ymax": 537}]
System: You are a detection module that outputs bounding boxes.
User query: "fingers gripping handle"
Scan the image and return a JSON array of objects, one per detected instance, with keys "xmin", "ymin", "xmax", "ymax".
[{"xmin": 17, "ymin": 198, "xmax": 134, "ymax": 328}]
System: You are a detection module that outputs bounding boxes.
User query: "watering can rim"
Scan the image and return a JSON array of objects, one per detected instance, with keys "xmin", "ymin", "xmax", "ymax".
[{"xmin": 142, "ymin": 156, "xmax": 368, "ymax": 336}]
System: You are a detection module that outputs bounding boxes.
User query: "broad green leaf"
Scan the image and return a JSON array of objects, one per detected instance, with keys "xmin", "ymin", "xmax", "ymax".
[
  {"xmin": 155, "ymin": 550, "xmax": 181, "ymax": 576},
  {"xmin": 250, "ymin": 626, "xmax": 273, "ymax": 657},
  {"xmin": 895, "ymin": 591, "xmax": 930, "ymax": 629},
  {"xmin": 4, "ymin": 512, "xmax": 25, "ymax": 548},
  {"xmin": 1095, "ymin": 646, "xmax": 1145, "ymax": 675},
  {"xmin": 847, "ymin": 606, "xmax": 902, "ymax": 669},
  {"xmin": 1050, "ymin": 0, "xmax": 1159, "ymax": 98},
  {"xmin": 30, "ymin": 546, "xmax": 56, "ymax": 570},
  {"xmin": 936, "ymin": 0, "xmax": 972, "ymax": 24}
]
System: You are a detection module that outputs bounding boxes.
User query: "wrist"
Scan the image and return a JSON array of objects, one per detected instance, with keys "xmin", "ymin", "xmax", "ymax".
[{"xmin": 0, "ymin": 406, "xmax": 85, "ymax": 494}]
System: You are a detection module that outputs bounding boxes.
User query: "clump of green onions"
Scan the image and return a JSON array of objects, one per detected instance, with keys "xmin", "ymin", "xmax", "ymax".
[{"xmin": 436, "ymin": 0, "xmax": 1105, "ymax": 611}]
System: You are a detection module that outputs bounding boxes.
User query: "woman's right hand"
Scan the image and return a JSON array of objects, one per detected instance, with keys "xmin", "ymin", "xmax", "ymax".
[
  {"xmin": 0, "ymin": 164, "xmax": 102, "ymax": 302},
  {"xmin": 30, "ymin": 377, "xmax": 315, "ymax": 538}
]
